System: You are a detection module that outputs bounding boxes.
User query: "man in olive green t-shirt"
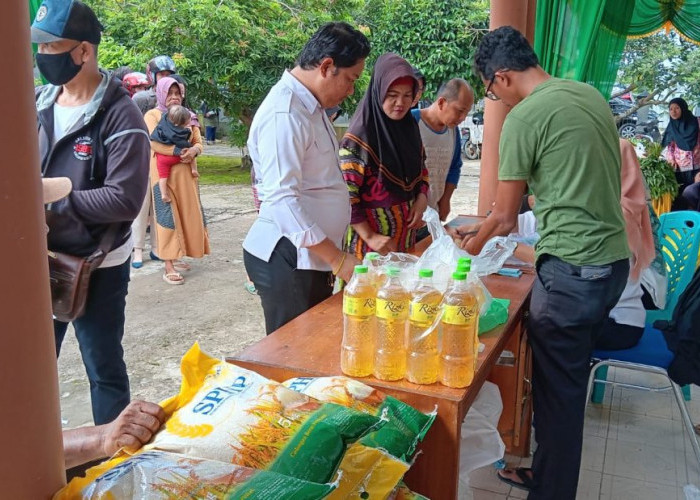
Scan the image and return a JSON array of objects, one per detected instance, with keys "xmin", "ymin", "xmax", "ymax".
[{"xmin": 457, "ymin": 27, "xmax": 630, "ymax": 500}]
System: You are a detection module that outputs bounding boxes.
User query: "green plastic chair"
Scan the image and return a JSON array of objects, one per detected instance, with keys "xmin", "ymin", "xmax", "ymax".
[{"xmin": 591, "ymin": 211, "xmax": 700, "ymax": 404}]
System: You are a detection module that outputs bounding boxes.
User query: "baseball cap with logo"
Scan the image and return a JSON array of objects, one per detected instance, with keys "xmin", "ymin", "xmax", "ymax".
[{"xmin": 31, "ymin": 0, "xmax": 103, "ymax": 45}]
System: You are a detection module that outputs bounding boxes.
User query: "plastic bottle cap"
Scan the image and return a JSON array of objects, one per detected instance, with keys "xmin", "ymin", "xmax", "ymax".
[
  {"xmin": 386, "ymin": 267, "xmax": 401, "ymax": 277},
  {"xmin": 452, "ymin": 271, "xmax": 467, "ymax": 281},
  {"xmin": 365, "ymin": 252, "xmax": 380, "ymax": 260},
  {"xmin": 457, "ymin": 257, "xmax": 470, "ymax": 265},
  {"xmin": 418, "ymin": 269, "xmax": 433, "ymax": 278},
  {"xmin": 354, "ymin": 265, "xmax": 368, "ymax": 273},
  {"xmin": 456, "ymin": 263, "xmax": 471, "ymax": 272}
]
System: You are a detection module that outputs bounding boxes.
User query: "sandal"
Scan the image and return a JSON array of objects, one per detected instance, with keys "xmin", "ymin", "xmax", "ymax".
[
  {"xmin": 173, "ymin": 260, "xmax": 191, "ymax": 272},
  {"xmin": 496, "ymin": 467, "xmax": 535, "ymax": 491},
  {"xmin": 163, "ymin": 271, "xmax": 185, "ymax": 285},
  {"xmin": 244, "ymin": 281, "xmax": 257, "ymax": 295}
]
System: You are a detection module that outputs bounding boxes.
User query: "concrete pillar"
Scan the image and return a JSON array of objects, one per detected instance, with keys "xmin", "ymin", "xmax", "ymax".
[
  {"xmin": 0, "ymin": 1, "xmax": 66, "ymax": 497},
  {"xmin": 477, "ymin": 0, "xmax": 536, "ymax": 214}
]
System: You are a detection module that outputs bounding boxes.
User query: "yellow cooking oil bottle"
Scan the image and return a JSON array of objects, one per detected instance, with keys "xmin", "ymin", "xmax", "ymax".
[
  {"xmin": 363, "ymin": 251, "xmax": 385, "ymax": 289},
  {"xmin": 374, "ymin": 267, "xmax": 409, "ymax": 381},
  {"xmin": 439, "ymin": 271, "xmax": 479, "ymax": 388},
  {"xmin": 406, "ymin": 269, "xmax": 442, "ymax": 384},
  {"xmin": 456, "ymin": 259, "xmax": 481, "ymax": 356},
  {"xmin": 341, "ymin": 265, "xmax": 376, "ymax": 377}
]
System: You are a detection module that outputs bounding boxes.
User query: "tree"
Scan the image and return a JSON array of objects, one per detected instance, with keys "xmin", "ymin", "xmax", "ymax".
[
  {"xmin": 87, "ymin": 0, "xmax": 488, "ymax": 145},
  {"xmin": 90, "ymin": 0, "xmax": 363, "ymax": 145},
  {"xmin": 615, "ymin": 32, "xmax": 700, "ymax": 122},
  {"xmin": 359, "ymin": 0, "xmax": 489, "ymax": 100}
]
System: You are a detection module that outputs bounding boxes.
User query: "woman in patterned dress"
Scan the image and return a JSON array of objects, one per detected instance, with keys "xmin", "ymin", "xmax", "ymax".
[{"xmin": 339, "ymin": 53, "xmax": 429, "ymax": 260}]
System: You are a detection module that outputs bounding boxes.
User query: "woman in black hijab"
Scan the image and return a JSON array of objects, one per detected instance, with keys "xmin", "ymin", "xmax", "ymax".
[
  {"xmin": 662, "ymin": 98, "xmax": 700, "ymax": 209},
  {"xmin": 339, "ymin": 53, "xmax": 429, "ymax": 259}
]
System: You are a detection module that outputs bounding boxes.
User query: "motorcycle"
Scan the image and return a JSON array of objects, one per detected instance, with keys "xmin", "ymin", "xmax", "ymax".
[{"xmin": 460, "ymin": 112, "xmax": 484, "ymax": 160}]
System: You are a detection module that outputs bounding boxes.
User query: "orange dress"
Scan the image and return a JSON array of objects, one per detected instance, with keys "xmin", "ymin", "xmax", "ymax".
[{"xmin": 144, "ymin": 109, "xmax": 210, "ymax": 260}]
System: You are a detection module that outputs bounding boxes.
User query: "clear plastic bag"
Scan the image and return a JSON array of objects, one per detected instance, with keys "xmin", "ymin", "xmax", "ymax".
[
  {"xmin": 458, "ymin": 381, "xmax": 506, "ymax": 493},
  {"xmin": 419, "ymin": 207, "xmax": 516, "ymax": 278}
]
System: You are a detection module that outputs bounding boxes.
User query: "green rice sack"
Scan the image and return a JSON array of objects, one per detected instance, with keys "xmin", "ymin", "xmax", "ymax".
[{"xmin": 283, "ymin": 376, "xmax": 436, "ymax": 460}]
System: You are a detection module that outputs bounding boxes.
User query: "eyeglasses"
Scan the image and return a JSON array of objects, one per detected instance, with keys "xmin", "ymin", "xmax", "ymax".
[
  {"xmin": 485, "ymin": 75, "xmax": 499, "ymax": 101},
  {"xmin": 485, "ymin": 69, "xmax": 508, "ymax": 101}
]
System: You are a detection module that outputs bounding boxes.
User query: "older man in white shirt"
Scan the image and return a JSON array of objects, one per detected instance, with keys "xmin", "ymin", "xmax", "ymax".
[{"xmin": 243, "ymin": 22, "xmax": 371, "ymax": 334}]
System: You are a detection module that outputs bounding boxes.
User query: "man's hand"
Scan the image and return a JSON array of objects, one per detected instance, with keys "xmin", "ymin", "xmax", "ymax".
[
  {"xmin": 695, "ymin": 171, "xmax": 700, "ymax": 183},
  {"xmin": 437, "ymin": 196, "xmax": 451, "ymax": 222},
  {"xmin": 367, "ymin": 233, "xmax": 398, "ymax": 254},
  {"xmin": 459, "ymin": 223, "xmax": 483, "ymax": 252},
  {"xmin": 101, "ymin": 400, "xmax": 165, "ymax": 456},
  {"xmin": 407, "ymin": 193, "xmax": 428, "ymax": 229}
]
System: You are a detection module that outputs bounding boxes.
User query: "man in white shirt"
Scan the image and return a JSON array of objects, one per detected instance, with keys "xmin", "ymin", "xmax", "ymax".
[
  {"xmin": 412, "ymin": 79, "xmax": 473, "ymax": 235},
  {"xmin": 243, "ymin": 22, "xmax": 371, "ymax": 334}
]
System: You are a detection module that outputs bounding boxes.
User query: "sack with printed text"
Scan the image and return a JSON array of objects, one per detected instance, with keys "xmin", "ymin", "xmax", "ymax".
[
  {"xmin": 145, "ymin": 343, "xmax": 385, "ymax": 485},
  {"xmin": 53, "ymin": 450, "xmax": 337, "ymax": 500}
]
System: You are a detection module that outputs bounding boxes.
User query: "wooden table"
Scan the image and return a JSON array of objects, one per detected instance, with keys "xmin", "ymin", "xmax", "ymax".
[{"xmin": 228, "ymin": 270, "xmax": 534, "ymax": 499}]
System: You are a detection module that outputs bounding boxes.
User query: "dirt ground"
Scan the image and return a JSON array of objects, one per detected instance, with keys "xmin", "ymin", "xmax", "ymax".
[{"xmin": 57, "ymin": 159, "xmax": 481, "ymax": 428}]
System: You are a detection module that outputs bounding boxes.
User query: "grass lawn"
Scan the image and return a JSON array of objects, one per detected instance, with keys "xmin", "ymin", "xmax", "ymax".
[{"xmin": 197, "ymin": 155, "xmax": 251, "ymax": 185}]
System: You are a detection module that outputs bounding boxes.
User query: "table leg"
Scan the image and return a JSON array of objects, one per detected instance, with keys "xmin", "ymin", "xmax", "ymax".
[{"xmin": 403, "ymin": 398, "xmax": 461, "ymax": 499}]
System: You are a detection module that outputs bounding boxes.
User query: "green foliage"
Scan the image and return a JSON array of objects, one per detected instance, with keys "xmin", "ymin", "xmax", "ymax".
[
  {"xmin": 196, "ymin": 155, "xmax": 250, "ymax": 185},
  {"xmin": 359, "ymin": 0, "xmax": 489, "ymax": 100},
  {"xmin": 617, "ymin": 33, "xmax": 700, "ymax": 110},
  {"xmin": 86, "ymin": 0, "xmax": 487, "ymax": 145},
  {"xmin": 638, "ymin": 140, "xmax": 679, "ymax": 200},
  {"xmin": 89, "ymin": 0, "xmax": 363, "ymax": 145}
]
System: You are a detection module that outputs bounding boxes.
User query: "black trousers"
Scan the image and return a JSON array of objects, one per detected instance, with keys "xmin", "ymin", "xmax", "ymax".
[
  {"xmin": 682, "ymin": 182, "xmax": 700, "ymax": 211},
  {"xmin": 594, "ymin": 317, "xmax": 644, "ymax": 350},
  {"xmin": 244, "ymin": 238, "xmax": 334, "ymax": 335},
  {"xmin": 527, "ymin": 255, "xmax": 628, "ymax": 500}
]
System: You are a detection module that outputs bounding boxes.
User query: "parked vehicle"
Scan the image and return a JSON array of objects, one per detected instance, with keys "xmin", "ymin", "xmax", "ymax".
[
  {"xmin": 460, "ymin": 112, "xmax": 483, "ymax": 160},
  {"xmin": 609, "ymin": 97, "xmax": 661, "ymax": 142}
]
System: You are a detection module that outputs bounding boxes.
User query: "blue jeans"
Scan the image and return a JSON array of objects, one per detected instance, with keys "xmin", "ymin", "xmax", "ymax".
[
  {"xmin": 527, "ymin": 255, "xmax": 628, "ymax": 500},
  {"xmin": 54, "ymin": 259, "xmax": 131, "ymax": 425},
  {"xmin": 205, "ymin": 126, "xmax": 216, "ymax": 142}
]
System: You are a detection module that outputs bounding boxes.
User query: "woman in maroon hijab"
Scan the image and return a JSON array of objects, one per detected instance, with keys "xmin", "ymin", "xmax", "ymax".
[{"xmin": 340, "ymin": 53, "xmax": 429, "ymax": 259}]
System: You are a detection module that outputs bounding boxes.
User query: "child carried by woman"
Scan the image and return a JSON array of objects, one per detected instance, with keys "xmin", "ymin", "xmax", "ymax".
[{"xmin": 150, "ymin": 104, "xmax": 199, "ymax": 203}]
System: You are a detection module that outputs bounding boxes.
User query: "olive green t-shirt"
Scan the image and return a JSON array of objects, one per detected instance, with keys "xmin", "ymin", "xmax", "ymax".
[{"xmin": 499, "ymin": 78, "xmax": 629, "ymax": 266}]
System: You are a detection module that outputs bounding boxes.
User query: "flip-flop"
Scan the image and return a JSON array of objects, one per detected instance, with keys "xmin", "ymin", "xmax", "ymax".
[
  {"xmin": 131, "ymin": 260, "xmax": 143, "ymax": 269},
  {"xmin": 244, "ymin": 281, "xmax": 257, "ymax": 295},
  {"xmin": 163, "ymin": 272, "xmax": 184, "ymax": 285},
  {"xmin": 496, "ymin": 467, "xmax": 535, "ymax": 491},
  {"xmin": 150, "ymin": 251, "xmax": 162, "ymax": 262}
]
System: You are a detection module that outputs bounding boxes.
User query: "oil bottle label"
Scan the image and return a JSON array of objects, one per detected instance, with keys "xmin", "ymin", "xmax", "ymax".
[
  {"xmin": 343, "ymin": 296, "xmax": 375, "ymax": 316},
  {"xmin": 410, "ymin": 302, "xmax": 440, "ymax": 323},
  {"xmin": 443, "ymin": 304, "xmax": 477, "ymax": 325},
  {"xmin": 376, "ymin": 298, "xmax": 408, "ymax": 320}
]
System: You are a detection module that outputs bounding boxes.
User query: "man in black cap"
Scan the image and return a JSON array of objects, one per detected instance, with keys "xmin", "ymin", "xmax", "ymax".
[{"xmin": 32, "ymin": 0, "xmax": 150, "ymax": 425}]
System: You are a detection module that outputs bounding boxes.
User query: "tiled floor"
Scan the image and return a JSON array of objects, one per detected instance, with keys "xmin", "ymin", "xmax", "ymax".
[{"xmin": 460, "ymin": 368, "xmax": 700, "ymax": 499}]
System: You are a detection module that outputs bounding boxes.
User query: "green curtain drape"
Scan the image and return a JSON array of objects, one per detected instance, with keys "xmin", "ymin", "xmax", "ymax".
[
  {"xmin": 534, "ymin": 0, "xmax": 635, "ymax": 99},
  {"xmin": 629, "ymin": 0, "xmax": 700, "ymax": 42},
  {"xmin": 534, "ymin": 0, "xmax": 700, "ymax": 100}
]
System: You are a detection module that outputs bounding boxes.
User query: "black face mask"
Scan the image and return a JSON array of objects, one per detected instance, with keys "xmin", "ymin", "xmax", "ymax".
[{"xmin": 36, "ymin": 45, "xmax": 84, "ymax": 86}]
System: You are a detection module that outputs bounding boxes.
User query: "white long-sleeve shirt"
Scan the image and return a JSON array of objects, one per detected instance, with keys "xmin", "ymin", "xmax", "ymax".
[{"xmin": 242, "ymin": 71, "xmax": 351, "ymax": 271}]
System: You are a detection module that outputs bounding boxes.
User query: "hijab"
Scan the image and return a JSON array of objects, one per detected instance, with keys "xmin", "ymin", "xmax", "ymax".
[
  {"xmin": 155, "ymin": 76, "xmax": 200, "ymax": 127},
  {"xmin": 619, "ymin": 139, "xmax": 655, "ymax": 281},
  {"xmin": 661, "ymin": 97, "xmax": 699, "ymax": 151},
  {"xmin": 341, "ymin": 53, "xmax": 424, "ymax": 196}
]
